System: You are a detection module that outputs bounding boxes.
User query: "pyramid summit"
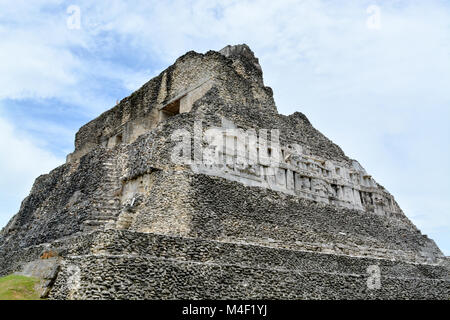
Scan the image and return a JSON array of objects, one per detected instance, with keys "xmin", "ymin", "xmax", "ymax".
[{"xmin": 0, "ymin": 44, "xmax": 448, "ymax": 299}]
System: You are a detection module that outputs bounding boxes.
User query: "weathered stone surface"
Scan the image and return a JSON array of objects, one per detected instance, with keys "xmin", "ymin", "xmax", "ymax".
[
  {"xmin": 16, "ymin": 257, "xmax": 60, "ymax": 298},
  {"xmin": 0, "ymin": 44, "xmax": 448, "ymax": 299}
]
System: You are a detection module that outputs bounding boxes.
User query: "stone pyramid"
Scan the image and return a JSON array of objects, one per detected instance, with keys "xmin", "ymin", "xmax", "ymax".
[{"xmin": 0, "ymin": 44, "xmax": 448, "ymax": 299}]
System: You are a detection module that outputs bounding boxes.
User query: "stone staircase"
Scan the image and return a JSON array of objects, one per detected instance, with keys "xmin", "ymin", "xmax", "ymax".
[{"xmin": 82, "ymin": 155, "xmax": 122, "ymax": 231}]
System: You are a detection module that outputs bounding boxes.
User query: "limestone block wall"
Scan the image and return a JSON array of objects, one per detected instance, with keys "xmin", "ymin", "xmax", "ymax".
[
  {"xmin": 116, "ymin": 170, "xmax": 196, "ymax": 237},
  {"xmin": 2, "ymin": 228, "xmax": 447, "ymax": 299},
  {"xmin": 186, "ymin": 173, "xmax": 443, "ymax": 262},
  {"xmin": 49, "ymin": 255, "xmax": 449, "ymax": 300},
  {"xmin": 82, "ymin": 105, "xmax": 442, "ymax": 264},
  {"xmin": 88, "ymin": 230, "xmax": 450, "ymax": 279}
]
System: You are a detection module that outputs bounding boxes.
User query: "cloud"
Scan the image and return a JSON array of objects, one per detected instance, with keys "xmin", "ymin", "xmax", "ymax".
[{"xmin": 0, "ymin": 0, "xmax": 161, "ymax": 117}]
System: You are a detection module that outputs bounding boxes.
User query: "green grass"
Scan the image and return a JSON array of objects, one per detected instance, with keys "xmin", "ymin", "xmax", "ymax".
[{"xmin": 0, "ymin": 275, "xmax": 42, "ymax": 300}]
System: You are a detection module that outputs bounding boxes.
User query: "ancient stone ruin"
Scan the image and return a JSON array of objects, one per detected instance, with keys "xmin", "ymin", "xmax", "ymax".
[{"xmin": 0, "ymin": 44, "xmax": 448, "ymax": 299}]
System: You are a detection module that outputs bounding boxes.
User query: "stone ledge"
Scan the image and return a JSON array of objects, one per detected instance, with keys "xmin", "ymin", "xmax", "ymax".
[
  {"xmin": 49, "ymin": 254, "xmax": 450, "ymax": 300},
  {"xmin": 88, "ymin": 230, "xmax": 449, "ymax": 280}
]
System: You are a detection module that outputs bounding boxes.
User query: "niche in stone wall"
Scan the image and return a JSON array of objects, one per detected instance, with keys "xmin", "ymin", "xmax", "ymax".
[
  {"xmin": 107, "ymin": 132, "xmax": 124, "ymax": 149},
  {"xmin": 330, "ymin": 184, "xmax": 339, "ymax": 198},
  {"xmin": 116, "ymin": 173, "xmax": 157, "ymax": 231},
  {"xmin": 159, "ymin": 99, "xmax": 181, "ymax": 122},
  {"xmin": 115, "ymin": 133, "xmax": 123, "ymax": 145},
  {"xmin": 360, "ymin": 191, "xmax": 374, "ymax": 206},
  {"xmin": 158, "ymin": 79, "xmax": 214, "ymax": 124},
  {"xmin": 120, "ymin": 173, "xmax": 155, "ymax": 202}
]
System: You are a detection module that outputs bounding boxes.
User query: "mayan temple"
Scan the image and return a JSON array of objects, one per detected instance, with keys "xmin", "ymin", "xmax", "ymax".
[{"xmin": 0, "ymin": 44, "xmax": 448, "ymax": 300}]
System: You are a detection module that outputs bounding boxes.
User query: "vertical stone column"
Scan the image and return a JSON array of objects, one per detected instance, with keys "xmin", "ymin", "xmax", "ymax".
[{"xmin": 286, "ymin": 170, "xmax": 295, "ymax": 191}]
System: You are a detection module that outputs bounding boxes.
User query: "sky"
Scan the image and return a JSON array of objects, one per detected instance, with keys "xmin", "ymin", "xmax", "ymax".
[{"xmin": 0, "ymin": 0, "xmax": 449, "ymax": 255}]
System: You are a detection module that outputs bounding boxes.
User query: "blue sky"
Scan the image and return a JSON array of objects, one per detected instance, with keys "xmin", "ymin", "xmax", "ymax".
[{"xmin": 0, "ymin": 0, "xmax": 449, "ymax": 255}]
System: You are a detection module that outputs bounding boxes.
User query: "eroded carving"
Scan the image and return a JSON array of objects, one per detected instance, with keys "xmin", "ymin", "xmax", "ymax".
[{"xmin": 191, "ymin": 121, "xmax": 400, "ymax": 217}]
